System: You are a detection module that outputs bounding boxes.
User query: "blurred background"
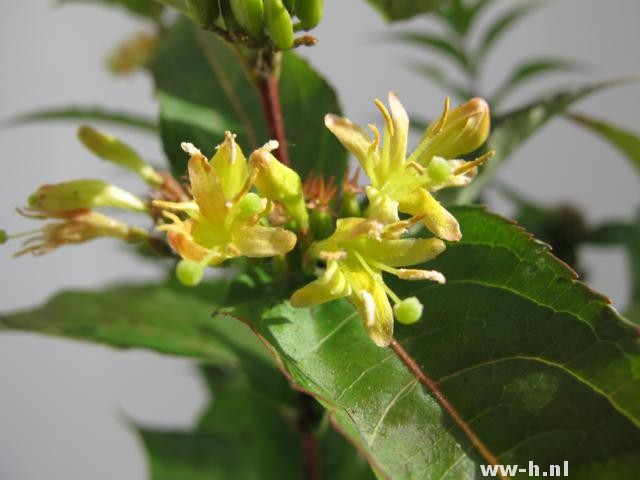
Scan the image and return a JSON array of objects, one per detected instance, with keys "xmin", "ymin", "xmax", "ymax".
[{"xmin": 0, "ymin": 0, "xmax": 638, "ymax": 478}]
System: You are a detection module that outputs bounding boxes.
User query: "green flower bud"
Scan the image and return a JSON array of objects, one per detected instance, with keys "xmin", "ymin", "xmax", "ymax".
[
  {"xmin": 393, "ymin": 297, "xmax": 423, "ymax": 325},
  {"xmin": 0, "ymin": 229, "xmax": 7, "ymax": 245},
  {"xmin": 176, "ymin": 259, "xmax": 205, "ymax": 286},
  {"xmin": 236, "ymin": 192, "xmax": 265, "ymax": 216},
  {"xmin": 78, "ymin": 125, "xmax": 163, "ymax": 187},
  {"xmin": 250, "ymin": 149, "xmax": 309, "ymax": 231},
  {"xmin": 265, "ymin": 0, "xmax": 294, "ymax": 50},
  {"xmin": 427, "ymin": 156, "xmax": 453, "ymax": 183},
  {"xmin": 296, "ymin": 0, "xmax": 323, "ymax": 30},
  {"xmin": 28, "ymin": 180, "xmax": 147, "ymax": 213},
  {"xmin": 310, "ymin": 209, "xmax": 334, "ymax": 240},
  {"xmin": 339, "ymin": 192, "xmax": 362, "ymax": 218},
  {"xmin": 230, "ymin": 0, "xmax": 264, "ymax": 37},
  {"xmin": 187, "ymin": 0, "xmax": 220, "ymax": 28}
]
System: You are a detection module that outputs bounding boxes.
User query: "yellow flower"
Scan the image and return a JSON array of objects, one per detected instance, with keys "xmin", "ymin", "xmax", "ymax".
[
  {"xmin": 291, "ymin": 216, "xmax": 446, "ymax": 347},
  {"xmin": 325, "ymin": 93, "xmax": 491, "ymax": 241},
  {"xmin": 12, "ymin": 210, "xmax": 147, "ymax": 256},
  {"xmin": 154, "ymin": 132, "xmax": 297, "ymax": 283}
]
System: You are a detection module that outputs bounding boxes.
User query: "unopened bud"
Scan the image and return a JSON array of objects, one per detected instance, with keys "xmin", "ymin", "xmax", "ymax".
[
  {"xmin": 251, "ymin": 149, "xmax": 309, "ymax": 231},
  {"xmin": 427, "ymin": 157, "xmax": 453, "ymax": 183},
  {"xmin": 339, "ymin": 192, "xmax": 362, "ymax": 218},
  {"xmin": 230, "ymin": 0, "xmax": 264, "ymax": 37},
  {"xmin": 420, "ymin": 98, "xmax": 490, "ymax": 162},
  {"xmin": 296, "ymin": 0, "xmax": 323, "ymax": 30},
  {"xmin": 310, "ymin": 209, "xmax": 333, "ymax": 240},
  {"xmin": 78, "ymin": 126, "xmax": 163, "ymax": 187},
  {"xmin": 176, "ymin": 259, "xmax": 205, "ymax": 286},
  {"xmin": 187, "ymin": 0, "xmax": 220, "ymax": 28},
  {"xmin": 28, "ymin": 180, "xmax": 147, "ymax": 213},
  {"xmin": 393, "ymin": 297, "xmax": 423, "ymax": 325},
  {"xmin": 236, "ymin": 192, "xmax": 265, "ymax": 216},
  {"xmin": 265, "ymin": 0, "xmax": 294, "ymax": 50},
  {"xmin": 0, "ymin": 229, "xmax": 7, "ymax": 244}
]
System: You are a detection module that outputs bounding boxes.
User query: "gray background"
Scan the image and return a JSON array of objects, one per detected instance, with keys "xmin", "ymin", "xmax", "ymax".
[{"xmin": 0, "ymin": 0, "xmax": 638, "ymax": 478}]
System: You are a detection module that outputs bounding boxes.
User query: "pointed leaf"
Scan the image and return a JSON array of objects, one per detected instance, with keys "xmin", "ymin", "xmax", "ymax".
[
  {"xmin": 227, "ymin": 206, "xmax": 640, "ymax": 479},
  {"xmin": 455, "ymin": 80, "xmax": 630, "ymax": 204},
  {"xmin": 492, "ymin": 58, "xmax": 584, "ymax": 106},
  {"xmin": 477, "ymin": 3, "xmax": 537, "ymax": 60},
  {"xmin": 407, "ymin": 61, "xmax": 472, "ymax": 100},
  {"xmin": 5, "ymin": 106, "xmax": 157, "ymax": 133},
  {"xmin": 393, "ymin": 32, "xmax": 470, "ymax": 72},
  {"xmin": 566, "ymin": 112, "xmax": 640, "ymax": 174},
  {"xmin": 153, "ymin": 19, "xmax": 348, "ymax": 180},
  {"xmin": 365, "ymin": 0, "xmax": 446, "ymax": 21},
  {"xmin": 437, "ymin": 0, "xmax": 494, "ymax": 36}
]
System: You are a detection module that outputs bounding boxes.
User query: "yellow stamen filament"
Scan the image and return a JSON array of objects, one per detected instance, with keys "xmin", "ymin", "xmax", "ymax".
[
  {"xmin": 428, "ymin": 97, "xmax": 451, "ymax": 139},
  {"xmin": 353, "ymin": 251, "xmax": 402, "ymax": 305},
  {"xmin": 454, "ymin": 150, "xmax": 495, "ymax": 176},
  {"xmin": 374, "ymin": 99, "xmax": 394, "ymax": 137}
]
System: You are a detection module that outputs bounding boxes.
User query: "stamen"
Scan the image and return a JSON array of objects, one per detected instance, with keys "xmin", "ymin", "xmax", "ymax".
[
  {"xmin": 318, "ymin": 250, "xmax": 347, "ymax": 261},
  {"xmin": 454, "ymin": 150, "xmax": 495, "ymax": 176},
  {"xmin": 181, "ymin": 142, "xmax": 206, "ymax": 159},
  {"xmin": 428, "ymin": 97, "xmax": 450, "ymax": 139},
  {"xmin": 397, "ymin": 269, "xmax": 445, "ymax": 283},
  {"xmin": 367, "ymin": 124, "xmax": 381, "ymax": 154},
  {"xmin": 374, "ymin": 99, "xmax": 394, "ymax": 137},
  {"xmin": 352, "ymin": 251, "xmax": 402, "ymax": 305},
  {"xmin": 406, "ymin": 161, "xmax": 426, "ymax": 174},
  {"xmin": 152, "ymin": 200, "xmax": 198, "ymax": 211}
]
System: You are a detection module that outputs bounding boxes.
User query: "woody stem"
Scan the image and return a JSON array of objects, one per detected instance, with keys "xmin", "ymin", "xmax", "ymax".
[{"xmin": 254, "ymin": 48, "xmax": 290, "ymax": 165}]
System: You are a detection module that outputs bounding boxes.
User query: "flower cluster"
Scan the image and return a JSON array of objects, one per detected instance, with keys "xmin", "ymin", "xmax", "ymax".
[{"xmin": 291, "ymin": 93, "xmax": 491, "ymax": 346}]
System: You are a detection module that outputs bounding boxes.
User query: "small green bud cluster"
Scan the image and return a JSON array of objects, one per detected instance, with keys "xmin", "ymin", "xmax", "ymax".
[{"xmin": 187, "ymin": 0, "xmax": 323, "ymax": 50}]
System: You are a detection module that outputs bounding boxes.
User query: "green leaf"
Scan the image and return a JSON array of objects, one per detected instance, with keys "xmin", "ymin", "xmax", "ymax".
[
  {"xmin": 437, "ymin": 0, "xmax": 494, "ymax": 36},
  {"xmin": 227, "ymin": 206, "xmax": 640, "ymax": 479},
  {"xmin": 454, "ymin": 80, "xmax": 629, "ymax": 204},
  {"xmin": 365, "ymin": 0, "xmax": 445, "ymax": 21},
  {"xmin": 4, "ymin": 106, "xmax": 157, "ymax": 133},
  {"xmin": 59, "ymin": 0, "xmax": 164, "ymax": 19},
  {"xmin": 476, "ymin": 3, "xmax": 537, "ymax": 60},
  {"xmin": 406, "ymin": 61, "xmax": 472, "ymax": 100},
  {"xmin": 153, "ymin": 19, "xmax": 348, "ymax": 180},
  {"xmin": 393, "ymin": 32, "xmax": 470, "ymax": 72},
  {"xmin": 491, "ymin": 59, "xmax": 584, "ymax": 107},
  {"xmin": 566, "ymin": 112, "xmax": 640, "ymax": 174}
]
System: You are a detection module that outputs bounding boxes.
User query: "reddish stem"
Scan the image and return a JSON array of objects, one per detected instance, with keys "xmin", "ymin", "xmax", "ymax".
[
  {"xmin": 297, "ymin": 393, "xmax": 321, "ymax": 480},
  {"xmin": 389, "ymin": 338, "xmax": 508, "ymax": 480},
  {"xmin": 256, "ymin": 74, "xmax": 289, "ymax": 165}
]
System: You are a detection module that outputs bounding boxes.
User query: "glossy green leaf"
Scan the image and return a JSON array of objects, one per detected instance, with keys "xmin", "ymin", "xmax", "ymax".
[
  {"xmin": 153, "ymin": 19, "xmax": 347, "ymax": 180},
  {"xmin": 365, "ymin": 0, "xmax": 445, "ymax": 21},
  {"xmin": 5, "ymin": 106, "xmax": 157, "ymax": 133},
  {"xmin": 454, "ymin": 80, "xmax": 628, "ymax": 204},
  {"xmin": 492, "ymin": 59, "xmax": 584, "ymax": 107},
  {"xmin": 566, "ymin": 112, "xmax": 640, "ymax": 174},
  {"xmin": 59, "ymin": 0, "xmax": 164, "ymax": 19},
  {"xmin": 227, "ymin": 206, "xmax": 640, "ymax": 479},
  {"xmin": 476, "ymin": 3, "xmax": 536, "ymax": 60},
  {"xmin": 393, "ymin": 32, "xmax": 470, "ymax": 72}
]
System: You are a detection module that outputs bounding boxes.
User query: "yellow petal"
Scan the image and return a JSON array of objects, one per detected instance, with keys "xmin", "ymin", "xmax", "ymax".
[
  {"xmin": 233, "ymin": 225, "xmax": 297, "ymax": 258},
  {"xmin": 367, "ymin": 237, "xmax": 446, "ymax": 267},
  {"xmin": 185, "ymin": 145, "xmax": 227, "ymax": 223},
  {"xmin": 290, "ymin": 261, "xmax": 351, "ymax": 307},
  {"xmin": 325, "ymin": 114, "xmax": 376, "ymax": 176},
  {"xmin": 210, "ymin": 131, "xmax": 249, "ymax": 200},
  {"xmin": 388, "ymin": 92, "xmax": 409, "ymax": 170},
  {"xmin": 350, "ymin": 280, "xmax": 393, "ymax": 347},
  {"xmin": 398, "ymin": 188, "xmax": 462, "ymax": 241},
  {"xmin": 167, "ymin": 223, "xmax": 226, "ymax": 265}
]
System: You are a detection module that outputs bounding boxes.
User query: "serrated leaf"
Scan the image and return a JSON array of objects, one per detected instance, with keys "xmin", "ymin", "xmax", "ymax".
[
  {"xmin": 393, "ymin": 32, "xmax": 470, "ymax": 72},
  {"xmin": 566, "ymin": 112, "xmax": 640, "ymax": 174},
  {"xmin": 152, "ymin": 19, "xmax": 347, "ymax": 180},
  {"xmin": 59, "ymin": 0, "xmax": 164, "ymax": 19},
  {"xmin": 227, "ymin": 206, "xmax": 640, "ymax": 479},
  {"xmin": 454, "ymin": 80, "xmax": 628, "ymax": 204},
  {"xmin": 492, "ymin": 58, "xmax": 584, "ymax": 106},
  {"xmin": 5, "ymin": 106, "xmax": 157, "ymax": 133},
  {"xmin": 365, "ymin": 0, "xmax": 445, "ymax": 22},
  {"xmin": 477, "ymin": 3, "xmax": 536, "ymax": 60}
]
